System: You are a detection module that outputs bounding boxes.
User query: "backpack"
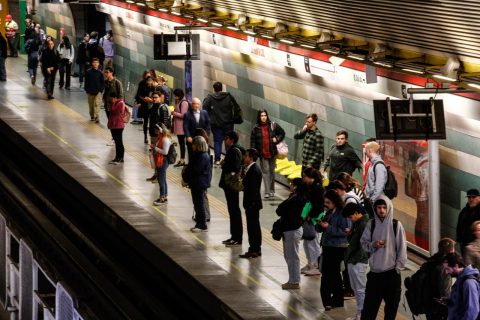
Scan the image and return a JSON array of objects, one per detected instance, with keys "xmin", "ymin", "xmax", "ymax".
[
  {"xmin": 167, "ymin": 142, "xmax": 177, "ymax": 164},
  {"xmin": 404, "ymin": 260, "xmax": 437, "ymax": 316},
  {"xmin": 122, "ymin": 105, "xmax": 131, "ymax": 124},
  {"xmin": 373, "ymin": 161, "xmax": 398, "ymax": 199},
  {"xmin": 345, "ymin": 195, "xmax": 369, "ymax": 216},
  {"xmin": 370, "ymin": 218, "xmax": 398, "ymax": 239}
]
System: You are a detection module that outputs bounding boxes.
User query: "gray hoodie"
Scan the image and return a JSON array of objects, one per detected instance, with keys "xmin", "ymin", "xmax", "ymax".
[
  {"xmin": 365, "ymin": 154, "xmax": 387, "ymax": 202},
  {"xmin": 360, "ymin": 195, "xmax": 407, "ymax": 273}
]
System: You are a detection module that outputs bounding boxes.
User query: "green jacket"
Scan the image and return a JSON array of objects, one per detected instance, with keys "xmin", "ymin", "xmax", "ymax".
[{"xmin": 344, "ymin": 214, "xmax": 369, "ymax": 264}]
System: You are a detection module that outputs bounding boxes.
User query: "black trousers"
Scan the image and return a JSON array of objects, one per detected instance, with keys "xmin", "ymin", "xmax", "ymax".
[
  {"xmin": 59, "ymin": 59, "xmax": 71, "ymax": 88},
  {"xmin": 111, "ymin": 128, "xmax": 124, "ymax": 161},
  {"xmin": 177, "ymin": 135, "xmax": 186, "ymax": 160},
  {"xmin": 320, "ymin": 246, "xmax": 346, "ymax": 307},
  {"xmin": 44, "ymin": 69, "xmax": 57, "ymax": 96},
  {"xmin": 143, "ymin": 108, "xmax": 151, "ymax": 140},
  {"xmin": 245, "ymin": 208, "xmax": 261, "ymax": 252},
  {"xmin": 224, "ymin": 188, "xmax": 242, "ymax": 241},
  {"xmin": 361, "ymin": 269, "xmax": 401, "ymax": 320}
]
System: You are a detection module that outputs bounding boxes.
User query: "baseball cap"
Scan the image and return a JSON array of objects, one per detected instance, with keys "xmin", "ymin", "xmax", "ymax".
[
  {"xmin": 467, "ymin": 189, "xmax": 480, "ymax": 197},
  {"xmin": 6, "ymin": 15, "xmax": 12, "ymax": 21}
]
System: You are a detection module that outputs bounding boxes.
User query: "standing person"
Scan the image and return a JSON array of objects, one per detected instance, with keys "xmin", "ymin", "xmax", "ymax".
[
  {"xmin": 322, "ymin": 130, "xmax": 362, "ymax": 181},
  {"xmin": 250, "ymin": 109, "xmax": 285, "ymax": 199},
  {"xmin": 132, "ymin": 70, "xmax": 151, "ymax": 124},
  {"xmin": 146, "ymin": 91, "xmax": 168, "ymax": 182},
  {"xmin": 25, "ymin": 27, "xmax": 41, "ymax": 85},
  {"xmin": 294, "ymin": 113, "xmax": 324, "ymax": 172},
  {"xmin": 107, "ymin": 92, "xmax": 125, "ymax": 164},
  {"xmin": 24, "ymin": 18, "xmax": 35, "ymax": 43},
  {"xmin": 0, "ymin": 32, "xmax": 7, "ymax": 82},
  {"xmin": 183, "ymin": 97, "xmax": 211, "ymax": 163},
  {"xmin": 103, "ymin": 67, "xmax": 123, "ymax": 145},
  {"xmin": 57, "ymin": 36, "xmax": 74, "ymax": 90},
  {"xmin": 276, "ymin": 178, "xmax": 306, "ymax": 289},
  {"xmin": 239, "ymin": 148, "xmax": 263, "ymax": 259},
  {"xmin": 443, "ymin": 253, "xmax": 480, "ymax": 320},
  {"xmin": 342, "ymin": 203, "xmax": 370, "ymax": 320},
  {"xmin": 464, "ymin": 221, "xmax": 480, "ymax": 269},
  {"xmin": 362, "ymin": 138, "xmax": 377, "ymax": 186},
  {"xmin": 220, "ymin": 131, "xmax": 244, "ymax": 246},
  {"xmin": 140, "ymin": 77, "xmax": 156, "ymax": 144},
  {"xmin": 457, "ymin": 189, "xmax": 480, "ymax": 253},
  {"xmin": 84, "ymin": 58, "xmax": 105, "ymax": 122},
  {"xmin": 194, "ymin": 128, "xmax": 212, "ymax": 223},
  {"xmin": 360, "ymin": 196, "xmax": 407, "ymax": 320},
  {"xmin": 336, "ymin": 172, "xmax": 367, "ymax": 207},
  {"xmin": 364, "ymin": 141, "xmax": 387, "ymax": 203},
  {"xmin": 76, "ymin": 33, "xmax": 89, "ymax": 88},
  {"xmin": 152, "ymin": 124, "xmax": 172, "ymax": 205},
  {"xmin": 4, "ymin": 15, "xmax": 18, "ymax": 57},
  {"xmin": 157, "ymin": 76, "xmax": 172, "ymax": 105},
  {"xmin": 40, "ymin": 40, "xmax": 60, "ymax": 100},
  {"xmin": 87, "ymin": 31, "xmax": 105, "ymax": 67},
  {"xmin": 301, "ymin": 167, "xmax": 325, "ymax": 276},
  {"xmin": 188, "ymin": 136, "xmax": 212, "ymax": 232},
  {"xmin": 202, "ymin": 81, "xmax": 243, "ymax": 166},
  {"xmin": 172, "ymin": 88, "xmax": 189, "ymax": 167},
  {"xmin": 318, "ymin": 189, "xmax": 350, "ymax": 310},
  {"xmin": 100, "ymin": 30, "xmax": 114, "ymax": 69}
]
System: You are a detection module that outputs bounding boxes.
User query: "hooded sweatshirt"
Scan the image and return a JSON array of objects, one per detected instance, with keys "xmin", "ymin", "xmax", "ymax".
[
  {"xmin": 360, "ymin": 195, "xmax": 407, "ymax": 273},
  {"xmin": 448, "ymin": 265, "xmax": 480, "ymax": 320},
  {"xmin": 365, "ymin": 154, "xmax": 388, "ymax": 202},
  {"xmin": 202, "ymin": 92, "xmax": 241, "ymax": 127}
]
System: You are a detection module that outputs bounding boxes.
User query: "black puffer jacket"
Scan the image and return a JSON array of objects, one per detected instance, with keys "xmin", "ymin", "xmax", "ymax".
[
  {"xmin": 250, "ymin": 121, "xmax": 285, "ymax": 158},
  {"xmin": 202, "ymin": 92, "xmax": 241, "ymax": 127}
]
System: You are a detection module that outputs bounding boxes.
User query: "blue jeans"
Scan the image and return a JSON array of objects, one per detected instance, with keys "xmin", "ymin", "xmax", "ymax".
[
  {"xmin": 0, "ymin": 57, "xmax": 6, "ymax": 80},
  {"xmin": 283, "ymin": 227, "xmax": 302, "ymax": 284},
  {"xmin": 156, "ymin": 157, "xmax": 169, "ymax": 198},
  {"xmin": 212, "ymin": 124, "xmax": 233, "ymax": 161},
  {"xmin": 28, "ymin": 52, "xmax": 39, "ymax": 78}
]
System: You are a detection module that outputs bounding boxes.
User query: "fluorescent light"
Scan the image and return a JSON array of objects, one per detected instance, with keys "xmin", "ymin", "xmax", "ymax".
[
  {"xmin": 136, "ymin": 2, "xmax": 145, "ymax": 6},
  {"xmin": 373, "ymin": 62, "xmax": 392, "ymax": 68},
  {"xmin": 349, "ymin": 55, "xmax": 365, "ymax": 61},
  {"xmin": 183, "ymin": 14, "xmax": 194, "ymax": 19},
  {"xmin": 211, "ymin": 22, "xmax": 223, "ymax": 27},
  {"xmin": 468, "ymin": 83, "xmax": 480, "ymax": 89},
  {"xmin": 158, "ymin": 7, "xmax": 169, "ymax": 12},
  {"xmin": 323, "ymin": 49, "xmax": 338, "ymax": 54},
  {"xmin": 261, "ymin": 34, "xmax": 274, "ymax": 39},
  {"xmin": 401, "ymin": 68, "xmax": 424, "ymax": 74},
  {"xmin": 171, "ymin": 11, "xmax": 181, "ymax": 16},
  {"xmin": 280, "ymin": 39, "xmax": 295, "ymax": 45},
  {"xmin": 197, "ymin": 18, "xmax": 208, "ymax": 23},
  {"xmin": 433, "ymin": 75, "xmax": 457, "ymax": 82},
  {"xmin": 227, "ymin": 26, "xmax": 240, "ymax": 31},
  {"xmin": 126, "ymin": 0, "xmax": 134, "ymax": 3},
  {"xmin": 244, "ymin": 30, "xmax": 256, "ymax": 36},
  {"xmin": 300, "ymin": 44, "xmax": 316, "ymax": 49}
]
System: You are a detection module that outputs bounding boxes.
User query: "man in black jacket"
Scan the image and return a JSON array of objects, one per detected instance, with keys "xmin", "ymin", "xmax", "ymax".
[
  {"xmin": 184, "ymin": 97, "xmax": 211, "ymax": 162},
  {"xmin": 40, "ymin": 40, "xmax": 60, "ymax": 99},
  {"xmin": 202, "ymin": 81, "xmax": 242, "ymax": 165},
  {"xmin": 239, "ymin": 148, "xmax": 263, "ymax": 258},
  {"xmin": 84, "ymin": 58, "xmax": 105, "ymax": 123},
  {"xmin": 322, "ymin": 130, "xmax": 362, "ymax": 181},
  {"xmin": 0, "ymin": 32, "xmax": 7, "ymax": 81},
  {"xmin": 456, "ymin": 188, "xmax": 480, "ymax": 253}
]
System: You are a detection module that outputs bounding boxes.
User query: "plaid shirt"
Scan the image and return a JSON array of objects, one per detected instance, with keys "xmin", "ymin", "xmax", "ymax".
[{"xmin": 294, "ymin": 127, "xmax": 324, "ymax": 169}]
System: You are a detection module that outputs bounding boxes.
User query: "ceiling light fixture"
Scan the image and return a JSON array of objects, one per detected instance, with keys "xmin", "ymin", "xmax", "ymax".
[
  {"xmin": 323, "ymin": 49, "xmax": 338, "ymax": 54},
  {"xmin": 467, "ymin": 83, "xmax": 480, "ymax": 89},
  {"xmin": 126, "ymin": 0, "xmax": 134, "ymax": 3},
  {"xmin": 348, "ymin": 55, "xmax": 365, "ymax": 61},
  {"xmin": 300, "ymin": 44, "xmax": 316, "ymax": 49},
  {"xmin": 261, "ymin": 34, "xmax": 274, "ymax": 40},
  {"xmin": 244, "ymin": 30, "xmax": 256, "ymax": 36},
  {"xmin": 401, "ymin": 68, "xmax": 424, "ymax": 74},
  {"xmin": 136, "ymin": 2, "xmax": 146, "ymax": 6},
  {"xmin": 197, "ymin": 18, "xmax": 208, "ymax": 23},
  {"xmin": 227, "ymin": 26, "xmax": 240, "ymax": 31},
  {"xmin": 158, "ymin": 7, "xmax": 169, "ymax": 12},
  {"xmin": 433, "ymin": 75, "xmax": 457, "ymax": 82},
  {"xmin": 280, "ymin": 39, "xmax": 295, "ymax": 45},
  {"xmin": 211, "ymin": 22, "xmax": 223, "ymax": 27},
  {"xmin": 171, "ymin": 11, "xmax": 181, "ymax": 16}
]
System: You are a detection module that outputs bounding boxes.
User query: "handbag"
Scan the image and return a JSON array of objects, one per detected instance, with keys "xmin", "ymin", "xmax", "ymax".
[
  {"xmin": 302, "ymin": 220, "xmax": 316, "ymax": 240},
  {"xmin": 225, "ymin": 172, "xmax": 243, "ymax": 192},
  {"xmin": 271, "ymin": 219, "xmax": 283, "ymax": 241},
  {"xmin": 276, "ymin": 140, "xmax": 289, "ymax": 159},
  {"xmin": 182, "ymin": 165, "xmax": 193, "ymax": 186},
  {"xmin": 155, "ymin": 154, "xmax": 164, "ymax": 168}
]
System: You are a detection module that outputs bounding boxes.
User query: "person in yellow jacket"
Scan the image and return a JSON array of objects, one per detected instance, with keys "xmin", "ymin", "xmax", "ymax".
[{"xmin": 5, "ymin": 15, "xmax": 19, "ymax": 57}]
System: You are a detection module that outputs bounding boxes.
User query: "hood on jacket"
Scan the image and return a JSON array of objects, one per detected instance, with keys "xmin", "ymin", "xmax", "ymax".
[
  {"xmin": 373, "ymin": 195, "xmax": 393, "ymax": 224},
  {"xmin": 210, "ymin": 92, "xmax": 230, "ymax": 101}
]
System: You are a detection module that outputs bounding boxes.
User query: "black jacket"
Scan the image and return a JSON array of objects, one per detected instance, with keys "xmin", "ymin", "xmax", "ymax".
[
  {"xmin": 457, "ymin": 204, "xmax": 480, "ymax": 245},
  {"xmin": 40, "ymin": 48, "xmax": 60, "ymax": 71},
  {"xmin": 306, "ymin": 182, "xmax": 325, "ymax": 219},
  {"xmin": 324, "ymin": 143, "xmax": 362, "ymax": 180},
  {"xmin": 84, "ymin": 68, "xmax": 105, "ymax": 95},
  {"xmin": 183, "ymin": 109, "xmax": 211, "ymax": 138},
  {"xmin": 188, "ymin": 152, "xmax": 212, "ymax": 190},
  {"xmin": 76, "ymin": 42, "xmax": 88, "ymax": 64},
  {"xmin": 202, "ymin": 92, "xmax": 241, "ymax": 127},
  {"xmin": 243, "ymin": 163, "xmax": 263, "ymax": 211},
  {"xmin": 276, "ymin": 192, "xmax": 305, "ymax": 232},
  {"xmin": 250, "ymin": 121, "xmax": 285, "ymax": 158},
  {"xmin": 0, "ymin": 33, "xmax": 7, "ymax": 59},
  {"xmin": 219, "ymin": 144, "xmax": 244, "ymax": 190}
]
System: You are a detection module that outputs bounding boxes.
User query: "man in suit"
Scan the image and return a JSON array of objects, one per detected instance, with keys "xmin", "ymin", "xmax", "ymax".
[
  {"xmin": 240, "ymin": 148, "xmax": 263, "ymax": 258},
  {"xmin": 184, "ymin": 97, "xmax": 211, "ymax": 162}
]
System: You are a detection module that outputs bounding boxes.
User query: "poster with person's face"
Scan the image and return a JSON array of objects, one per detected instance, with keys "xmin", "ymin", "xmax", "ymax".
[{"xmin": 378, "ymin": 141, "xmax": 430, "ymax": 252}]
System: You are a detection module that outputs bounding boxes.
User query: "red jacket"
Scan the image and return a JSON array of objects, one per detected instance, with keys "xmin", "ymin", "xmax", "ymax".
[{"xmin": 108, "ymin": 100, "xmax": 126, "ymax": 129}]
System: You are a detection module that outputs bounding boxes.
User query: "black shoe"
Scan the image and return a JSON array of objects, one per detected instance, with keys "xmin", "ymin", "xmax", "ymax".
[
  {"xmin": 239, "ymin": 251, "xmax": 261, "ymax": 258},
  {"xmin": 65, "ymin": 87, "xmax": 70, "ymax": 90},
  {"xmin": 144, "ymin": 138, "xmax": 148, "ymax": 144},
  {"xmin": 146, "ymin": 174, "xmax": 157, "ymax": 181},
  {"xmin": 47, "ymin": 95, "xmax": 54, "ymax": 100},
  {"xmin": 225, "ymin": 240, "xmax": 242, "ymax": 247},
  {"xmin": 222, "ymin": 238, "xmax": 232, "ymax": 244},
  {"xmin": 173, "ymin": 161, "xmax": 185, "ymax": 167}
]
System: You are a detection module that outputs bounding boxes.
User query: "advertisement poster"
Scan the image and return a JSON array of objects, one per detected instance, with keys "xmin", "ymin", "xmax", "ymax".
[{"xmin": 378, "ymin": 141, "xmax": 430, "ymax": 251}]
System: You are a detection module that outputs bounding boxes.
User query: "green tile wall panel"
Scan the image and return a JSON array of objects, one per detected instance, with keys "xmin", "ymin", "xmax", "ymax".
[
  {"xmin": 340, "ymin": 97, "xmax": 375, "ymax": 121},
  {"xmin": 279, "ymin": 105, "xmax": 307, "ymax": 129},
  {"xmin": 251, "ymin": 96, "xmax": 280, "ymax": 119},
  {"xmin": 440, "ymin": 164, "xmax": 480, "ymax": 195},
  {"xmin": 364, "ymin": 119, "xmax": 377, "ymax": 139},
  {"xmin": 225, "ymin": 87, "xmax": 250, "ymax": 109},
  {"xmin": 237, "ymin": 78, "xmax": 264, "ymax": 99},
  {"xmin": 223, "ymin": 60, "xmax": 249, "ymax": 79},
  {"xmin": 325, "ymin": 107, "xmax": 365, "ymax": 136},
  {"xmin": 441, "ymin": 129, "xmax": 480, "ymax": 158},
  {"xmin": 440, "ymin": 183, "xmax": 461, "ymax": 209},
  {"xmin": 137, "ymin": 42, "xmax": 153, "ymax": 58},
  {"xmin": 441, "ymin": 203, "xmax": 460, "ymax": 234}
]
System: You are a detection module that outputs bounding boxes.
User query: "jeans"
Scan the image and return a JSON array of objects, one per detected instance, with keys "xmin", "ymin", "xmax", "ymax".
[
  {"xmin": 212, "ymin": 124, "xmax": 234, "ymax": 161},
  {"xmin": 320, "ymin": 246, "xmax": 346, "ymax": 307},
  {"xmin": 0, "ymin": 57, "xmax": 5, "ymax": 80},
  {"xmin": 44, "ymin": 69, "xmax": 57, "ymax": 96},
  {"xmin": 156, "ymin": 157, "xmax": 169, "ymax": 198},
  {"xmin": 78, "ymin": 63, "xmax": 87, "ymax": 84},
  {"xmin": 348, "ymin": 263, "xmax": 369, "ymax": 314},
  {"xmin": 303, "ymin": 233, "xmax": 321, "ymax": 265},
  {"xmin": 59, "ymin": 59, "xmax": 71, "ymax": 88},
  {"xmin": 28, "ymin": 52, "xmax": 39, "ymax": 78},
  {"xmin": 245, "ymin": 208, "xmax": 261, "ymax": 252},
  {"xmin": 111, "ymin": 128, "xmax": 124, "ymax": 161},
  {"xmin": 361, "ymin": 269, "xmax": 402, "ymax": 320},
  {"xmin": 224, "ymin": 188, "xmax": 242, "ymax": 241},
  {"xmin": 192, "ymin": 187, "xmax": 207, "ymax": 229},
  {"xmin": 283, "ymin": 227, "xmax": 302, "ymax": 284},
  {"xmin": 259, "ymin": 157, "xmax": 276, "ymax": 194}
]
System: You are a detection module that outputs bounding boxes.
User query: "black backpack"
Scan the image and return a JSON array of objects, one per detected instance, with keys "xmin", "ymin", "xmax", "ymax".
[
  {"xmin": 373, "ymin": 161, "xmax": 398, "ymax": 199},
  {"xmin": 167, "ymin": 142, "xmax": 177, "ymax": 164},
  {"xmin": 404, "ymin": 260, "xmax": 437, "ymax": 316}
]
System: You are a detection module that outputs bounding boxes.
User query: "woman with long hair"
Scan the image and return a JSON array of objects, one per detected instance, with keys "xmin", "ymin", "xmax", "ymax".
[
  {"xmin": 250, "ymin": 109, "xmax": 285, "ymax": 198},
  {"xmin": 301, "ymin": 167, "xmax": 325, "ymax": 276},
  {"xmin": 318, "ymin": 189, "xmax": 351, "ymax": 310},
  {"xmin": 172, "ymin": 88, "xmax": 189, "ymax": 167},
  {"xmin": 57, "ymin": 35, "xmax": 74, "ymax": 89},
  {"xmin": 152, "ymin": 123, "xmax": 172, "ymax": 205},
  {"xmin": 107, "ymin": 92, "xmax": 126, "ymax": 164}
]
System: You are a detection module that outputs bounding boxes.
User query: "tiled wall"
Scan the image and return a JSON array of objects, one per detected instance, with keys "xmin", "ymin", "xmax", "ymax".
[{"xmin": 34, "ymin": 4, "xmax": 76, "ymax": 41}]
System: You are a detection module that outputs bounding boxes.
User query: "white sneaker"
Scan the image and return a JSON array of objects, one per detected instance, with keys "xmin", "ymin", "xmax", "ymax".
[
  {"xmin": 264, "ymin": 194, "xmax": 271, "ymax": 199},
  {"xmin": 300, "ymin": 264, "xmax": 311, "ymax": 274},
  {"xmin": 106, "ymin": 139, "xmax": 115, "ymax": 146},
  {"xmin": 269, "ymin": 192, "xmax": 275, "ymax": 198},
  {"xmin": 304, "ymin": 264, "xmax": 320, "ymax": 276}
]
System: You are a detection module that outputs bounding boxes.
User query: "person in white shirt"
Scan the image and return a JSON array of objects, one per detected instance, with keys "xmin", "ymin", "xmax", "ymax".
[{"xmin": 57, "ymin": 36, "xmax": 75, "ymax": 90}]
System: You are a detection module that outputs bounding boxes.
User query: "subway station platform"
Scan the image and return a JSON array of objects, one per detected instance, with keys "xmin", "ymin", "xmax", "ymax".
[{"xmin": 0, "ymin": 56, "xmax": 418, "ymax": 319}]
